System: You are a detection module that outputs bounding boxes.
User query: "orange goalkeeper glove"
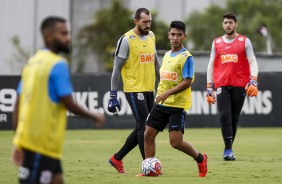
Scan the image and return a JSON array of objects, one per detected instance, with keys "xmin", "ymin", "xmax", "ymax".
[
  {"xmin": 206, "ymin": 83, "xmax": 216, "ymax": 104},
  {"xmin": 245, "ymin": 76, "xmax": 258, "ymax": 97}
]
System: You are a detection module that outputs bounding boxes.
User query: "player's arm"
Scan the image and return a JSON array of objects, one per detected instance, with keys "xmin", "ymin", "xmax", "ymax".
[
  {"xmin": 52, "ymin": 61, "xmax": 105, "ymax": 125},
  {"xmin": 60, "ymin": 96, "xmax": 104, "ymax": 125},
  {"xmin": 155, "ymin": 56, "xmax": 193, "ymax": 104},
  {"xmin": 108, "ymin": 36, "xmax": 128, "ymax": 113},
  {"xmin": 110, "ymin": 56, "xmax": 126, "ymax": 91},
  {"xmin": 154, "ymin": 52, "xmax": 160, "ymax": 86},
  {"xmin": 206, "ymin": 42, "xmax": 216, "ymax": 104},
  {"xmin": 12, "ymin": 96, "xmax": 19, "ymax": 130},
  {"xmin": 246, "ymin": 38, "xmax": 258, "ymax": 77},
  {"xmin": 207, "ymin": 42, "xmax": 215, "ymax": 85},
  {"xmin": 245, "ymin": 38, "xmax": 259, "ymax": 97},
  {"xmin": 155, "ymin": 78, "xmax": 192, "ymax": 104},
  {"xmin": 12, "ymin": 80, "xmax": 22, "ymax": 130},
  {"xmin": 11, "ymin": 80, "xmax": 23, "ymax": 166}
]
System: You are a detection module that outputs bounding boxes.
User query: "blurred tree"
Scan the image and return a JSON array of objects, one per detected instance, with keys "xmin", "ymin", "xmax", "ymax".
[
  {"xmin": 7, "ymin": 35, "xmax": 31, "ymax": 71},
  {"xmin": 75, "ymin": 0, "xmax": 169, "ymax": 72},
  {"xmin": 186, "ymin": 0, "xmax": 282, "ymax": 53}
]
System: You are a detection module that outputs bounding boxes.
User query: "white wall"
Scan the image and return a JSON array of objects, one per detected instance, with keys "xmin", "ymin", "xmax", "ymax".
[{"xmin": 0, "ymin": 0, "xmax": 70, "ymax": 75}]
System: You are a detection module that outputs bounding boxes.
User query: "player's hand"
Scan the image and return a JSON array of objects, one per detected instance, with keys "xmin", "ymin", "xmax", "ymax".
[
  {"xmin": 245, "ymin": 76, "xmax": 258, "ymax": 97},
  {"xmin": 92, "ymin": 113, "xmax": 105, "ymax": 128},
  {"xmin": 107, "ymin": 90, "xmax": 121, "ymax": 114},
  {"xmin": 206, "ymin": 83, "xmax": 216, "ymax": 104},
  {"xmin": 155, "ymin": 91, "xmax": 170, "ymax": 104},
  {"xmin": 11, "ymin": 145, "xmax": 24, "ymax": 166}
]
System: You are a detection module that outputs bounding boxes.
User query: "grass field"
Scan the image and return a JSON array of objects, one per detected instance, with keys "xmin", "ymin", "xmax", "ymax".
[{"xmin": 1, "ymin": 128, "xmax": 282, "ymax": 184}]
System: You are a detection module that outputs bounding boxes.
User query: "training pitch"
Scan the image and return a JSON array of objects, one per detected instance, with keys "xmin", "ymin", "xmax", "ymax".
[{"xmin": 1, "ymin": 128, "xmax": 282, "ymax": 184}]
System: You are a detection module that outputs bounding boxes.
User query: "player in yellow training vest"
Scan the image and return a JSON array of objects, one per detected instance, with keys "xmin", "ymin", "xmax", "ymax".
[
  {"xmin": 143, "ymin": 21, "xmax": 208, "ymax": 177},
  {"xmin": 11, "ymin": 16, "xmax": 105, "ymax": 184},
  {"xmin": 107, "ymin": 8, "xmax": 160, "ymax": 174}
]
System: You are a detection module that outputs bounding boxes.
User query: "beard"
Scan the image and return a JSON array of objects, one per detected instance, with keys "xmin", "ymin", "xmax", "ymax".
[
  {"xmin": 54, "ymin": 39, "xmax": 70, "ymax": 54},
  {"xmin": 138, "ymin": 25, "xmax": 150, "ymax": 36},
  {"xmin": 225, "ymin": 28, "xmax": 235, "ymax": 35}
]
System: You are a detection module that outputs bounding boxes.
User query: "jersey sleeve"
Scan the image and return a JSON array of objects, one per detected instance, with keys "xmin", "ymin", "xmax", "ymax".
[
  {"xmin": 16, "ymin": 80, "xmax": 22, "ymax": 95},
  {"xmin": 50, "ymin": 61, "xmax": 73, "ymax": 100},
  {"xmin": 182, "ymin": 56, "xmax": 194, "ymax": 79},
  {"xmin": 115, "ymin": 35, "xmax": 129, "ymax": 59},
  {"xmin": 245, "ymin": 38, "xmax": 255, "ymax": 57}
]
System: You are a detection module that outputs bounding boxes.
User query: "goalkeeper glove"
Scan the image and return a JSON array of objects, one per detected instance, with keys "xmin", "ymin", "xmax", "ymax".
[
  {"xmin": 245, "ymin": 76, "xmax": 258, "ymax": 97},
  {"xmin": 206, "ymin": 83, "xmax": 216, "ymax": 104},
  {"xmin": 107, "ymin": 90, "xmax": 121, "ymax": 114}
]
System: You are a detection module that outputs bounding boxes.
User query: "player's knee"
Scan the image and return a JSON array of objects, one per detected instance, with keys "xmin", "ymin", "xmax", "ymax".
[
  {"xmin": 220, "ymin": 113, "xmax": 232, "ymax": 124},
  {"xmin": 144, "ymin": 129, "xmax": 155, "ymax": 142},
  {"xmin": 170, "ymin": 139, "xmax": 182, "ymax": 150}
]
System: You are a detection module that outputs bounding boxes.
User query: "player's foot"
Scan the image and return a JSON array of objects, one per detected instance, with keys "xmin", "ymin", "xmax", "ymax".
[
  {"xmin": 136, "ymin": 173, "xmax": 144, "ymax": 177},
  {"xmin": 197, "ymin": 153, "xmax": 208, "ymax": 177},
  {"xmin": 108, "ymin": 155, "xmax": 126, "ymax": 173},
  {"xmin": 223, "ymin": 149, "xmax": 236, "ymax": 161}
]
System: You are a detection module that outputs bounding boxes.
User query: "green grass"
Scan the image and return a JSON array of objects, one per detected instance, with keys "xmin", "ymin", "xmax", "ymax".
[{"xmin": 1, "ymin": 128, "xmax": 282, "ymax": 184}]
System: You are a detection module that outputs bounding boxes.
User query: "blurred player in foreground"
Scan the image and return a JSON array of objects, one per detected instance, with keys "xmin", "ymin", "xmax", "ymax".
[
  {"xmin": 206, "ymin": 12, "xmax": 258, "ymax": 161},
  {"xmin": 107, "ymin": 8, "xmax": 160, "ymax": 173},
  {"xmin": 11, "ymin": 16, "xmax": 105, "ymax": 184},
  {"xmin": 143, "ymin": 21, "xmax": 208, "ymax": 177}
]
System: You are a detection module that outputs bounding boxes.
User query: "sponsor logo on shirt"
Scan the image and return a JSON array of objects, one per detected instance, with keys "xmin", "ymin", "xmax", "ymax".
[
  {"xmin": 238, "ymin": 36, "xmax": 245, "ymax": 41},
  {"xmin": 216, "ymin": 38, "xmax": 222, "ymax": 43},
  {"xmin": 140, "ymin": 54, "xmax": 155, "ymax": 63},
  {"xmin": 160, "ymin": 71, "xmax": 178, "ymax": 81},
  {"xmin": 221, "ymin": 54, "xmax": 238, "ymax": 63},
  {"xmin": 129, "ymin": 35, "xmax": 135, "ymax": 40}
]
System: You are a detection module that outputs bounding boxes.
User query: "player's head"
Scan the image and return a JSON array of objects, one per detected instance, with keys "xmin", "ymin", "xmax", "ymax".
[
  {"xmin": 41, "ymin": 16, "xmax": 70, "ymax": 54},
  {"xmin": 222, "ymin": 12, "xmax": 238, "ymax": 35},
  {"xmin": 134, "ymin": 8, "xmax": 152, "ymax": 36},
  {"xmin": 168, "ymin": 21, "xmax": 187, "ymax": 50}
]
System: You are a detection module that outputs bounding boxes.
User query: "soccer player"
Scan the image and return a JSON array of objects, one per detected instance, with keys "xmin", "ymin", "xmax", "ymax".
[
  {"xmin": 11, "ymin": 16, "xmax": 105, "ymax": 184},
  {"xmin": 107, "ymin": 8, "xmax": 160, "ymax": 173},
  {"xmin": 206, "ymin": 12, "xmax": 259, "ymax": 161},
  {"xmin": 143, "ymin": 21, "xmax": 208, "ymax": 177}
]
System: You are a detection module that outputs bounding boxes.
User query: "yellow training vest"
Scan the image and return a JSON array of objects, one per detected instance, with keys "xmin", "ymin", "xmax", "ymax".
[
  {"xmin": 13, "ymin": 50, "xmax": 67, "ymax": 159},
  {"xmin": 121, "ymin": 30, "xmax": 156, "ymax": 92},
  {"xmin": 157, "ymin": 50, "xmax": 193, "ymax": 110}
]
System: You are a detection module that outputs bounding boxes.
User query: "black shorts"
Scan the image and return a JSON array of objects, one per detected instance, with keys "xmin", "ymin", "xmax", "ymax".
[
  {"xmin": 18, "ymin": 149, "xmax": 62, "ymax": 184},
  {"xmin": 125, "ymin": 92, "xmax": 154, "ymax": 135},
  {"xmin": 146, "ymin": 105, "xmax": 186, "ymax": 134}
]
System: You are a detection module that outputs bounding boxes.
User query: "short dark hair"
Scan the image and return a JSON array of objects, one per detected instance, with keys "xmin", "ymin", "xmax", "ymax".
[
  {"xmin": 223, "ymin": 12, "xmax": 237, "ymax": 22},
  {"xmin": 134, "ymin": 8, "xmax": 150, "ymax": 20},
  {"xmin": 170, "ymin": 21, "xmax": 186, "ymax": 33},
  {"xmin": 41, "ymin": 16, "xmax": 66, "ymax": 33}
]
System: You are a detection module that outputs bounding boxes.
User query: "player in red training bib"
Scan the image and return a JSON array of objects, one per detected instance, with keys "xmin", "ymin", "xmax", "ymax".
[{"xmin": 206, "ymin": 12, "xmax": 259, "ymax": 161}]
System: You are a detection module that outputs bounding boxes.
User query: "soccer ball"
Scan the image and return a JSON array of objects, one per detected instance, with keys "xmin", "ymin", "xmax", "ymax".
[{"xmin": 141, "ymin": 157, "xmax": 162, "ymax": 176}]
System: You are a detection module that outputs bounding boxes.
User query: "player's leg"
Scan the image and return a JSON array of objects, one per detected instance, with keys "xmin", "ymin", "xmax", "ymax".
[
  {"xmin": 167, "ymin": 108, "xmax": 207, "ymax": 177},
  {"xmin": 109, "ymin": 126, "xmax": 137, "ymax": 173},
  {"xmin": 144, "ymin": 125, "xmax": 159, "ymax": 158},
  {"xmin": 36, "ymin": 152, "xmax": 63, "ymax": 184},
  {"xmin": 52, "ymin": 174, "xmax": 64, "ymax": 184},
  {"xmin": 125, "ymin": 92, "xmax": 152, "ymax": 159},
  {"xmin": 167, "ymin": 108, "xmax": 198, "ymax": 157},
  {"xmin": 49, "ymin": 157, "xmax": 63, "ymax": 184},
  {"xmin": 18, "ymin": 149, "xmax": 36, "ymax": 184},
  {"xmin": 231, "ymin": 87, "xmax": 246, "ymax": 142},
  {"xmin": 144, "ymin": 104, "xmax": 166, "ymax": 158},
  {"xmin": 217, "ymin": 87, "xmax": 235, "ymax": 160},
  {"xmin": 109, "ymin": 92, "xmax": 150, "ymax": 173},
  {"xmin": 19, "ymin": 149, "xmax": 63, "ymax": 184}
]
